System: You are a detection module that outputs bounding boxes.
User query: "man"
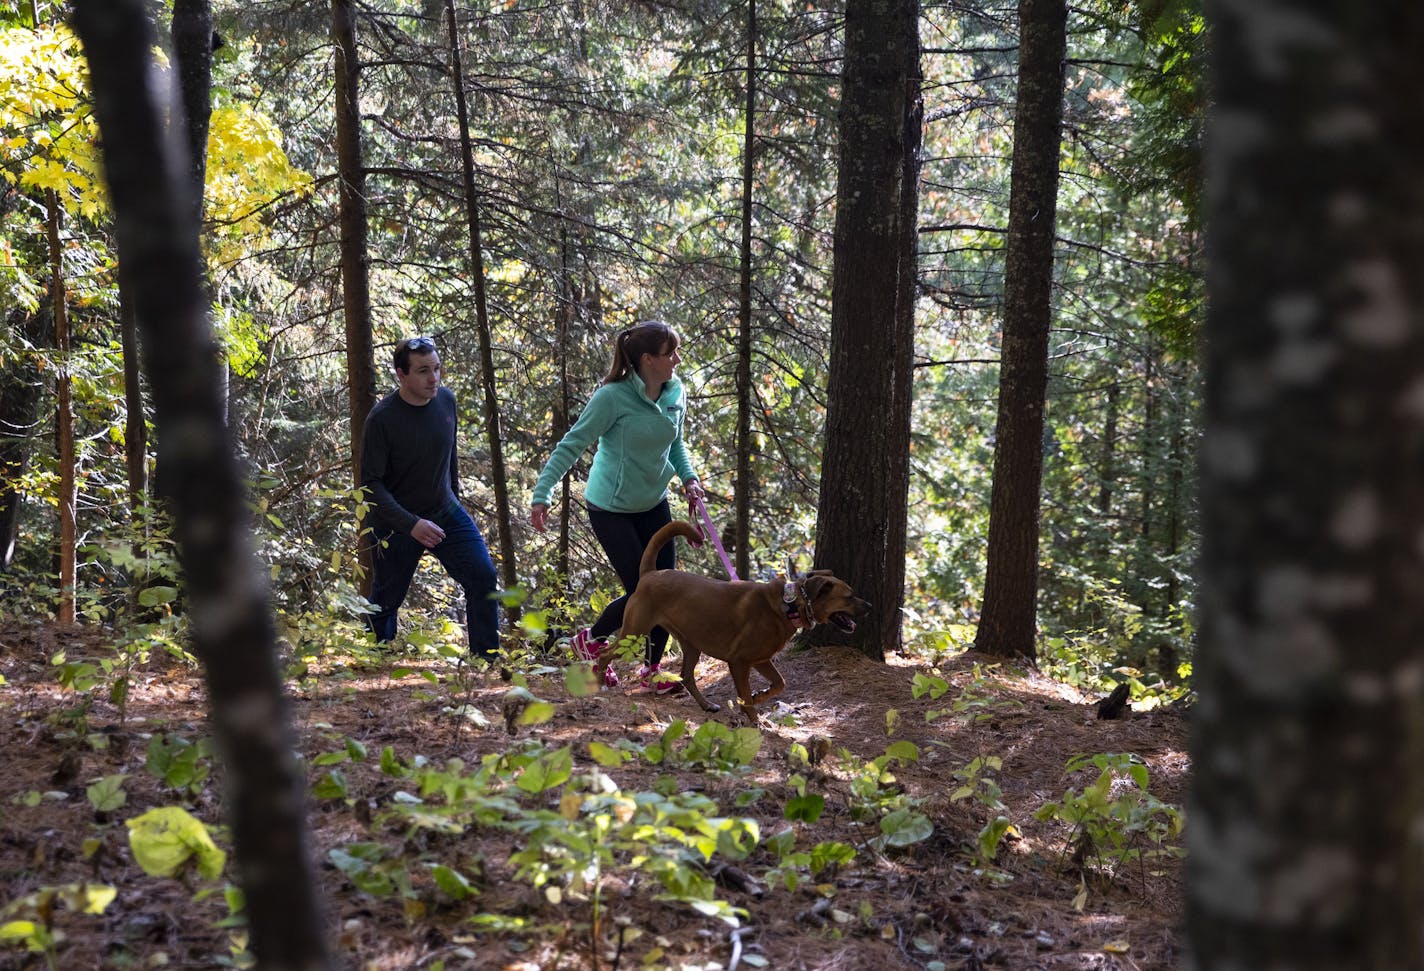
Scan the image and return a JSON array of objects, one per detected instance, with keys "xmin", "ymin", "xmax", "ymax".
[{"xmin": 360, "ymin": 336, "xmax": 498, "ymax": 658}]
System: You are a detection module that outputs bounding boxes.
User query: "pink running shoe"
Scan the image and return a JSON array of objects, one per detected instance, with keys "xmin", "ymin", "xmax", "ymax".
[
  {"xmin": 571, "ymin": 627, "xmax": 602, "ymax": 662},
  {"xmin": 638, "ymin": 662, "xmax": 685, "ymax": 696},
  {"xmin": 571, "ymin": 628, "xmax": 619, "ymax": 687}
]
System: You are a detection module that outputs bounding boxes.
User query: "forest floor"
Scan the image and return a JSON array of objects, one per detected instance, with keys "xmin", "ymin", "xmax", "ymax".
[{"xmin": 0, "ymin": 619, "xmax": 1188, "ymax": 971}]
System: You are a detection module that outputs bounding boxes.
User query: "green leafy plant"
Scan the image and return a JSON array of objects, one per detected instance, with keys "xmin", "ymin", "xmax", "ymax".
[
  {"xmin": 85, "ymin": 774, "xmax": 128, "ymax": 814},
  {"xmin": 309, "ymin": 736, "xmax": 369, "ymax": 803},
  {"xmin": 328, "ymin": 842, "xmax": 418, "ymax": 900},
  {"xmin": 329, "ymin": 738, "xmax": 760, "ymax": 953},
  {"xmin": 680, "ymin": 720, "xmax": 763, "ymax": 771},
  {"xmin": 949, "ymin": 755, "xmax": 1018, "ymax": 867},
  {"xmin": 198, "ymin": 883, "xmax": 253, "ymax": 969},
  {"xmin": 145, "ymin": 733, "xmax": 214, "ymax": 797},
  {"xmin": 46, "ymin": 517, "xmax": 191, "ymax": 722},
  {"xmin": 911, "ymin": 664, "xmax": 1027, "ymax": 727},
  {"xmin": 761, "ymin": 827, "xmax": 856, "ymax": 892},
  {"xmin": 498, "ymin": 776, "xmax": 759, "ymax": 949},
  {"xmin": 840, "ymin": 742, "xmax": 934, "ymax": 851},
  {"xmin": 1041, "ymin": 634, "xmax": 1192, "ymax": 710},
  {"xmin": 640, "ymin": 717, "xmax": 690, "ymax": 766},
  {"xmin": 783, "ymin": 772, "xmax": 825, "ymax": 823},
  {"xmin": 1034, "ymin": 752, "xmax": 1185, "ymax": 906}
]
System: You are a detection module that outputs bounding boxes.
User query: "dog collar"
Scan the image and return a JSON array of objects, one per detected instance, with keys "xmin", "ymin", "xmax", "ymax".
[{"xmin": 783, "ymin": 581, "xmax": 812, "ymax": 628}]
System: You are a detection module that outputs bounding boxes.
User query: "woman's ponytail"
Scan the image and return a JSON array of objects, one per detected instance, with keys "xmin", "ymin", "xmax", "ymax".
[{"xmin": 600, "ymin": 321, "xmax": 678, "ymax": 385}]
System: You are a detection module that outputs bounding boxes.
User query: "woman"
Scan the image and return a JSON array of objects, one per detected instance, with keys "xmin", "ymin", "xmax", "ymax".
[{"xmin": 530, "ymin": 320, "xmax": 704, "ymax": 692}]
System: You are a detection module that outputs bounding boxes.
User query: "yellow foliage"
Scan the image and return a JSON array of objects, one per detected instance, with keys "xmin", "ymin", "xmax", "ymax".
[
  {"xmin": 0, "ymin": 23, "xmax": 105, "ymax": 212},
  {"xmin": 1, "ymin": 23, "xmax": 311, "ymax": 268},
  {"xmin": 205, "ymin": 103, "xmax": 314, "ymax": 264}
]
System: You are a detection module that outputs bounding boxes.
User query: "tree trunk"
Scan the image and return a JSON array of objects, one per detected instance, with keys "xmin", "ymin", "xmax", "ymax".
[
  {"xmin": 554, "ymin": 212, "xmax": 573, "ymax": 579},
  {"xmin": 47, "ymin": 190, "xmax": 76, "ymax": 626},
  {"xmin": 1140, "ymin": 342, "xmax": 1156, "ymax": 539},
  {"xmin": 71, "ymin": 4, "xmax": 332, "ymax": 967},
  {"xmin": 171, "ymin": 0, "xmax": 227, "ymax": 430},
  {"xmin": 972, "ymin": 0, "xmax": 1066, "ymax": 662},
  {"xmin": 171, "ymin": 0, "xmax": 212, "ymax": 229},
  {"xmin": 734, "ymin": 0, "xmax": 757, "ymax": 578},
  {"xmin": 1190, "ymin": 5, "xmax": 1424, "ymax": 967},
  {"xmin": 118, "ymin": 266, "xmax": 147, "ymax": 505},
  {"xmin": 813, "ymin": 0, "xmax": 921, "ymax": 660},
  {"xmin": 118, "ymin": 257, "xmax": 153, "ymax": 611},
  {"xmin": 331, "ymin": 0, "xmax": 377, "ymax": 597},
  {"xmin": 0, "ymin": 308, "xmax": 48, "ymax": 573},
  {"xmin": 887, "ymin": 12, "xmax": 923, "ymax": 651},
  {"xmin": 444, "ymin": 0, "xmax": 517, "ymax": 607},
  {"xmin": 1097, "ymin": 380, "xmax": 1117, "ymax": 517}
]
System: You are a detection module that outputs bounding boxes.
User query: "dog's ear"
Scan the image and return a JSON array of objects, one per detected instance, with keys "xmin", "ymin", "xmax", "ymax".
[{"xmin": 803, "ymin": 574, "xmax": 833, "ymax": 602}]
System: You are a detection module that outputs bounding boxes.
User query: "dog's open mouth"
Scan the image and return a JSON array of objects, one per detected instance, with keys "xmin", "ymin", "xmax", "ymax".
[{"xmin": 830, "ymin": 611, "xmax": 857, "ymax": 633}]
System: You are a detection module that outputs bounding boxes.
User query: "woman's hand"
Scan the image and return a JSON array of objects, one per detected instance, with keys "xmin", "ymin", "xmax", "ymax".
[
  {"xmin": 531, "ymin": 504, "xmax": 550, "ymax": 533},
  {"xmin": 683, "ymin": 480, "xmax": 705, "ymax": 502}
]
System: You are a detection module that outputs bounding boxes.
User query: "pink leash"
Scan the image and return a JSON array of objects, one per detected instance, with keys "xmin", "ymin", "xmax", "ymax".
[{"xmin": 690, "ymin": 493, "xmax": 739, "ymax": 580}]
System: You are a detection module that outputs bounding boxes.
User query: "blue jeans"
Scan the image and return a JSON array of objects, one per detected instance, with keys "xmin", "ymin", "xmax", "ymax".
[
  {"xmin": 586, "ymin": 499, "xmax": 675, "ymax": 665},
  {"xmin": 367, "ymin": 499, "xmax": 499, "ymax": 657}
]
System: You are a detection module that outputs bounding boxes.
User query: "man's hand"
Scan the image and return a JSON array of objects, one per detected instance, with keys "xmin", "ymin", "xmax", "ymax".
[
  {"xmin": 530, "ymin": 503, "xmax": 549, "ymax": 533},
  {"xmin": 411, "ymin": 519, "xmax": 446, "ymax": 548}
]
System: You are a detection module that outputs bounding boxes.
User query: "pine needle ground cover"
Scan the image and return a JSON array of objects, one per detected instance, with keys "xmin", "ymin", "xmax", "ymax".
[{"xmin": 0, "ymin": 622, "xmax": 1185, "ymax": 970}]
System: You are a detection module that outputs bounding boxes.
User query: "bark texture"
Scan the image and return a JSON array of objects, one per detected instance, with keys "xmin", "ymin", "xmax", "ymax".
[
  {"xmin": 446, "ymin": 0, "xmax": 517, "ymax": 602},
  {"xmin": 332, "ymin": 0, "xmax": 377, "ymax": 596},
  {"xmin": 0, "ymin": 307, "xmax": 49, "ymax": 572},
  {"xmin": 973, "ymin": 0, "xmax": 1066, "ymax": 661},
  {"xmin": 734, "ymin": 0, "xmax": 758, "ymax": 578},
  {"xmin": 813, "ymin": 0, "xmax": 922, "ymax": 659},
  {"xmin": 47, "ymin": 190, "xmax": 76, "ymax": 625},
  {"xmin": 1190, "ymin": 4, "xmax": 1424, "ymax": 968},
  {"xmin": 170, "ymin": 0, "xmax": 213, "ymax": 226},
  {"xmin": 71, "ymin": 3, "xmax": 332, "ymax": 967},
  {"xmin": 118, "ymin": 265, "xmax": 147, "ymax": 504}
]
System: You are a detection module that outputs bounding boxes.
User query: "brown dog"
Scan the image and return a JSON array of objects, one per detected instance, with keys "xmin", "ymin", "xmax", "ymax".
[{"xmin": 618, "ymin": 521, "xmax": 869, "ymax": 721}]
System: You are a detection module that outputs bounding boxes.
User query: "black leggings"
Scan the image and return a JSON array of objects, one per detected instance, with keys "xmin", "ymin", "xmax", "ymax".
[{"xmin": 586, "ymin": 499, "xmax": 675, "ymax": 664}]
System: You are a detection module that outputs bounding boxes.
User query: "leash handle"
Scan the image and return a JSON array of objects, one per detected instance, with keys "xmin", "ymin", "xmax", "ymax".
[{"xmin": 690, "ymin": 492, "xmax": 739, "ymax": 581}]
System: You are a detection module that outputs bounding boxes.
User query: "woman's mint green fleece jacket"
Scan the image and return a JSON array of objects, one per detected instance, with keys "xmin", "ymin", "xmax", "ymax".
[{"xmin": 532, "ymin": 373, "xmax": 698, "ymax": 513}]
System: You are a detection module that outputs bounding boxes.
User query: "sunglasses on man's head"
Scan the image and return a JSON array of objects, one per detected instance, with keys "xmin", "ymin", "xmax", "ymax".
[{"xmin": 407, "ymin": 336, "xmax": 436, "ymax": 352}]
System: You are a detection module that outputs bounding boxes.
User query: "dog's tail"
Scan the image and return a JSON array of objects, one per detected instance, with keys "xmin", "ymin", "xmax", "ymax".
[{"xmin": 639, "ymin": 520, "xmax": 704, "ymax": 577}]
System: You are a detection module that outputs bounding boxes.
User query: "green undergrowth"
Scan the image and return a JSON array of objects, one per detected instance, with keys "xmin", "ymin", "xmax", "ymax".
[{"xmin": 2, "ymin": 610, "xmax": 1187, "ymax": 969}]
